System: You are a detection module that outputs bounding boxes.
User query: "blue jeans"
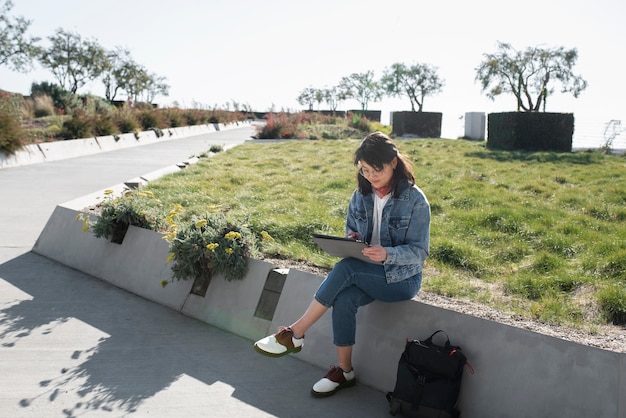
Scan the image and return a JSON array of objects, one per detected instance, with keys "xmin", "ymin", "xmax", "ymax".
[{"xmin": 314, "ymin": 258, "xmax": 422, "ymax": 346}]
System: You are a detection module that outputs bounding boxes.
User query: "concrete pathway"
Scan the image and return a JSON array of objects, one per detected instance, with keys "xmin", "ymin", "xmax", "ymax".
[{"xmin": 0, "ymin": 126, "xmax": 389, "ymax": 417}]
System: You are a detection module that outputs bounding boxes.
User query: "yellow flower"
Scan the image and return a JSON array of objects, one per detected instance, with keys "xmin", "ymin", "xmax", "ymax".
[
  {"xmin": 195, "ymin": 219, "xmax": 207, "ymax": 228},
  {"xmin": 81, "ymin": 225, "xmax": 90, "ymax": 233},
  {"xmin": 224, "ymin": 231, "xmax": 242, "ymax": 240},
  {"xmin": 225, "ymin": 248, "xmax": 234, "ymax": 254},
  {"xmin": 162, "ymin": 231, "xmax": 177, "ymax": 242},
  {"xmin": 206, "ymin": 243, "xmax": 219, "ymax": 251},
  {"xmin": 261, "ymin": 231, "xmax": 275, "ymax": 242},
  {"xmin": 103, "ymin": 189, "xmax": 114, "ymax": 195},
  {"xmin": 160, "ymin": 280, "xmax": 169, "ymax": 288},
  {"xmin": 75, "ymin": 213, "xmax": 83, "ymax": 221},
  {"xmin": 166, "ymin": 253, "xmax": 175, "ymax": 263}
]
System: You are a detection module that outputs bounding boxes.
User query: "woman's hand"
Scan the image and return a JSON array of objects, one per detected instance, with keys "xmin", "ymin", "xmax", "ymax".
[
  {"xmin": 346, "ymin": 231, "xmax": 361, "ymax": 241},
  {"xmin": 362, "ymin": 245, "xmax": 387, "ymax": 263}
]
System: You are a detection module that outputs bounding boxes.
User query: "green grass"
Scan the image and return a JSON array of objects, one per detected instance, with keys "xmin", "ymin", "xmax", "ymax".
[{"xmin": 141, "ymin": 138, "xmax": 626, "ymax": 330}]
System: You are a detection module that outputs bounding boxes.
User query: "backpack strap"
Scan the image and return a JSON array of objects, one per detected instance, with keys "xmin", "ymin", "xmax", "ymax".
[{"xmin": 424, "ymin": 329, "xmax": 451, "ymax": 349}]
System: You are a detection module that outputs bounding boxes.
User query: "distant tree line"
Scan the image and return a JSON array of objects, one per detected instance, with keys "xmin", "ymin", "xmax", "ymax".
[
  {"xmin": 297, "ymin": 45, "xmax": 586, "ymax": 114},
  {"xmin": 1, "ymin": 0, "xmax": 169, "ymax": 104},
  {"xmin": 2, "ymin": 1, "xmax": 587, "ymax": 114}
]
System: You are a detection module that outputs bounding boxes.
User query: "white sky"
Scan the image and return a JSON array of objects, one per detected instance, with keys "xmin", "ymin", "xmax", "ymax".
[{"xmin": 1, "ymin": 0, "xmax": 625, "ymax": 141}]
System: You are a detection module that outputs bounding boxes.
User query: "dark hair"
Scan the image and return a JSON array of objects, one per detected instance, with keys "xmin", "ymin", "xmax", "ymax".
[{"xmin": 353, "ymin": 131, "xmax": 415, "ymax": 196}]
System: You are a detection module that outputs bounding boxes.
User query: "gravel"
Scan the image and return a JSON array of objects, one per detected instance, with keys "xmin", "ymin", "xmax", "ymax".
[{"xmin": 265, "ymin": 258, "xmax": 626, "ymax": 353}]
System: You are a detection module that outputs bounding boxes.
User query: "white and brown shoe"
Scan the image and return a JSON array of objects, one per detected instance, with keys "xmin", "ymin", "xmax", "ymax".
[
  {"xmin": 253, "ymin": 326, "xmax": 303, "ymax": 357},
  {"xmin": 311, "ymin": 365, "xmax": 356, "ymax": 397}
]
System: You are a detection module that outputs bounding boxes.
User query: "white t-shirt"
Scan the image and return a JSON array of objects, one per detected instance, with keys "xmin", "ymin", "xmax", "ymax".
[{"xmin": 370, "ymin": 193, "xmax": 390, "ymax": 246}]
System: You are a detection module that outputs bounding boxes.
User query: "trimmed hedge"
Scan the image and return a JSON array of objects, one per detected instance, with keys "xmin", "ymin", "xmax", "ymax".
[
  {"xmin": 487, "ymin": 112, "xmax": 574, "ymax": 152},
  {"xmin": 392, "ymin": 111, "xmax": 442, "ymax": 138}
]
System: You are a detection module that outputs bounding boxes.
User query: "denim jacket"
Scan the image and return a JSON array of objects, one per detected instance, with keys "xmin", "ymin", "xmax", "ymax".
[{"xmin": 345, "ymin": 180, "xmax": 430, "ymax": 283}]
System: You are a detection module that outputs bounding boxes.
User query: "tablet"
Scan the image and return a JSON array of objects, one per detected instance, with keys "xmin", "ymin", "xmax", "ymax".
[{"xmin": 311, "ymin": 233, "xmax": 381, "ymax": 264}]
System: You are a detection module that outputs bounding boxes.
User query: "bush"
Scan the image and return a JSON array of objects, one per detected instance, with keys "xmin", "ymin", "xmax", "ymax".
[
  {"xmin": 30, "ymin": 82, "xmax": 69, "ymax": 111},
  {"xmin": 60, "ymin": 112, "xmax": 93, "ymax": 139},
  {"xmin": 29, "ymin": 95, "xmax": 56, "ymax": 118},
  {"xmin": 94, "ymin": 114, "xmax": 119, "ymax": 137},
  {"xmin": 164, "ymin": 108, "xmax": 184, "ymax": 127},
  {"xmin": 79, "ymin": 94, "xmax": 114, "ymax": 116},
  {"xmin": 351, "ymin": 113, "xmax": 372, "ymax": 133},
  {"xmin": 0, "ymin": 112, "xmax": 24, "ymax": 154},
  {"xmin": 256, "ymin": 112, "xmax": 299, "ymax": 139},
  {"xmin": 136, "ymin": 109, "xmax": 163, "ymax": 131},
  {"xmin": 113, "ymin": 109, "xmax": 140, "ymax": 133},
  {"xmin": 86, "ymin": 189, "xmax": 163, "ymax": 244},
  {"xmin": 182, "ymin": 109, "xmax": 203, "ymax": 125},
  {"xmin": 162, "ymin": 208, "xmax": 261, "ymax": 294}
]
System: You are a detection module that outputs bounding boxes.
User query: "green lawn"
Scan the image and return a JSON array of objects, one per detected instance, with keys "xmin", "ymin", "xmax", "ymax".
[{"xmin": 141, "ymin": 138, "xmax": 626, "ymax": 330}]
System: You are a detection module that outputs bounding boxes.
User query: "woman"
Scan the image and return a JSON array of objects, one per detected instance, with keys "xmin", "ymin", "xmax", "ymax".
[{"xmin": 254, "ymin": 131, "xmax": 430, "ymax": 397}]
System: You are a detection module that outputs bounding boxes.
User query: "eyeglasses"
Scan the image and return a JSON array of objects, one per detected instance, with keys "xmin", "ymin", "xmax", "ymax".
[{"xmin": 359, "ymin": 166, "xmax": 386, "ymax": 178}]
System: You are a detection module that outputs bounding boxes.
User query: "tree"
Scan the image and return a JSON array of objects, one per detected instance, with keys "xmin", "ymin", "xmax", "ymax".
[
  {"xmin": 381, "ymin": 62, "xmax": 444, "ymax": 112},
  {"xmin": 475, "ymin": 42, "xmax": 587, "ymax": 112},
  {"xmin": 338, "ymin": 71, "xmax": 382, "ymax": 111},
  {"xmin": 323, "ymin": 86, "xmax": 346, "ymax": 112},
  {"xmin": 0, "ymin": 0, "xmax": 40, "ymax": 72},
  {"xmin": 101, "ymin": 47, "xmax": 133, "ymax": 101},
  {"xmin": 142, "ymin": 72, "xmax": 169, "ymax": 103},
  {"xmin": 297, "ymin": 87, "xmax": 318, "ymax": 111},
  {"xmin": 39, "ymin": 28, "xmax": 108, "ymax": 94}
]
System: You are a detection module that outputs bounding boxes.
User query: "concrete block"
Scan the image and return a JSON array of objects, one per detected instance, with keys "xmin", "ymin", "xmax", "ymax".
[
  {"xmin": 135, "ymin": 129, "xmax": 158, "ymax": 144},
  {"xmin": 38, "ymin": 137, "xmax": 101, "ymax": 161},
  {"xmin": 0, "ymin": 144, "xmax": 46, "ymax": 169},
  {"xmin": 117, "ymin": 132, "xmax": 140, "ymax": 147},
  {"xmin": 181, "ymin": 258, "xmax": 276, "ymax": 341},
  {"xmin": 465, "ymin": 112, "xmax": 486, "ymax": 140},
  {"xmin": 60, "ymin": 184, "xmax": 129, "ymax": 211},
  {"xmin": 32, "ymin": 205, "xmax": 192, "ymax": 311},
  {"xmin": 140, "ymin": 165, "xmax": 183, "ymax": 182},
  {"xmin": 253, "ymin": 268, "xmax": 288, "ymax": 320},
  {"xmin": 270, "ymin": 269, "xmax": 337, "ymax": 368},
  {"xmin": 95, "ymin": 135, "xmax": 122, "ymax": 152}
]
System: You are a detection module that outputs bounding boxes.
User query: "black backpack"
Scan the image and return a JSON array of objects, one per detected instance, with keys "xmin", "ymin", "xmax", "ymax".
[{"xmin": 386, "ymin": 330, "xmax": 471, "ymax": 418}]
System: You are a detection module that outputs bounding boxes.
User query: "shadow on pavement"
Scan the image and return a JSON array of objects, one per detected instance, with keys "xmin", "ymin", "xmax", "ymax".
[{"xmin": 0, "ymin": 252, "xmax": 388, "ymax": 417}]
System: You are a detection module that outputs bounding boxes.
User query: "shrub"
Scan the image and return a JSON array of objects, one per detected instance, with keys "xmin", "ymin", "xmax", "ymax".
[
  {"xmin": 136, "ymin": 109, "xmax": 164, "ymax": 130},
  {"xmin": 162, "ymin": 207, "xmax": 262, "ymax": 294},
  {"xmin": 256, "ymin": 112, "xmax": 299, "ymax": 139},
  {"xmin": 85, "ymin": 189, "xmax": 163, "ymax": 244},
  {"xmin": 30, "ymin": 82, "xmax": 69, "ymax": 111},
  {"xmin": 94, "ymin": 113, "xmax": 119, "ymax": 136},
  {"xmin": 113, "ymin": 109, "xmax": 140, "ymax": 133},
  {"xmin": 76, "ymin": 94, "xmax": 114, "ymax": 116},
  {"xmin": 164, "ymin": 108, "xmax": 185, "ymax": 127},
  {"xmin": 182, "ymin": 109, "xmax": 203, "ymax": 125},
  {"xmin": 0, "ymin": 112, "xmax": 24, "ymax": 154},
  {"xmin": 60, "ymin": 112, "xmax": 93, "ymax": 139},
  {"xmin": 351, "ymin": 113, "xmax": 372, "ymax": 133},
  {"xmin": 30, "ymin": 95, "xmax": 55, "ymax": 118}
]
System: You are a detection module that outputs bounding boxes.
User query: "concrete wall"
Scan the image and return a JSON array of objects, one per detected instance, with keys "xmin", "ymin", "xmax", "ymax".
[
  {"xmin": 32, "ymin": 197, "xmax": 626, "ymax": 418},
  {"xmin": 0, "ymin": 121, "xmax": 249, "ymax": 170}
]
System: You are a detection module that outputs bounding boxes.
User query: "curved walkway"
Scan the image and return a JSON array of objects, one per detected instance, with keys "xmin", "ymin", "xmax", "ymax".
[{"xmin": 0, "ymin": 126, "xmax": 387, "ymax": 417}]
